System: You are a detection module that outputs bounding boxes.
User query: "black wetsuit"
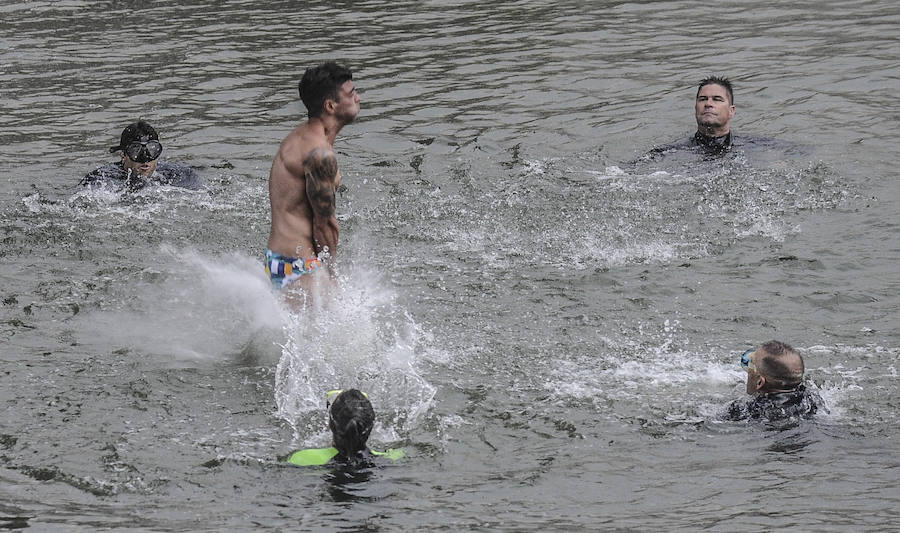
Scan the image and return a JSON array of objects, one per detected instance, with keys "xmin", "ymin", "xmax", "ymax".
[
  {"xmin": 651, "ymin": 130, "xmax": 736, "ymax": 157},
  {"xmin": 723, "ymin": 384, "xmax": 826, "ymax": 422},
  {"xmin": 647, "ymin": 130, "xmax": 789, "ymax": 158},
  {"xmin": 80, "ymin": 161, "xmax": 203, "ymax": 192}
]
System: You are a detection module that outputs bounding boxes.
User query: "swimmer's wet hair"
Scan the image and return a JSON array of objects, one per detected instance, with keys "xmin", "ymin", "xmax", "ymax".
[
  {"xmin": 329, "ymin": 389, "xmax": 374, "ymax": 457},
  {"xmin": 110, "ymin": 120, "xmax": 158, "ymax": 153},
  {"xmin": 298, "ymin": 61, "xmax": 353, "ymax": 118},
  {"xmin": 698, "ymin": 76, "xmax": 734, "ymax": 105},
  {"xmin": 758, "ymin": 340, "xmax": 804, "ymax": 389}
]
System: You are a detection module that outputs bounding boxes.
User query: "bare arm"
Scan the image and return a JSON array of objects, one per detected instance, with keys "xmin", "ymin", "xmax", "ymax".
[{"xmin": 304, "ymin": 148, "xmax": 340, "ymax": 274}]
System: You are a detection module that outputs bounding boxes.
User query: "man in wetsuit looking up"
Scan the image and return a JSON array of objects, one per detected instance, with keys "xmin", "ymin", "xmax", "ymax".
[
  {"xmin": 264, "ymin": 62, "xmax": 360, "ymax": 301},
  {"xmin": 694, "ymin": 77, "xmax": 735, "ymax": 146},
  {"xmin": 637, "ymin": 76, "xmax": 803, "ymax": 165},
  {"xmin": 650, "ymin": 76, "xmax": 737, "ymax": 156},
  {"xmin": 724, "ymin": 340, "xmax": 825, "ymax": 421}
]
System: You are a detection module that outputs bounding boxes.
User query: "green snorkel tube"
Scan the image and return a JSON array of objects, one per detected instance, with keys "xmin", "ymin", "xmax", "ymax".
[{"xmin": 284, "ymin": 389, "xmax": 405, "ymax": 466}]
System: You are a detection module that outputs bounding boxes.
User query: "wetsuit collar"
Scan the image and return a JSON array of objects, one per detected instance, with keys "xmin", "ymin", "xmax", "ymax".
[{"xmin": 693, "ymin": 130, "xmax": 732, "ymax": 153}]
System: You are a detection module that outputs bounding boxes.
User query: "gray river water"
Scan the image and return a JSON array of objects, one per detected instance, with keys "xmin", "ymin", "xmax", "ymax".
[{"xmin": 2, "ymin": 1, "xmax": 899, "ymax": 531}]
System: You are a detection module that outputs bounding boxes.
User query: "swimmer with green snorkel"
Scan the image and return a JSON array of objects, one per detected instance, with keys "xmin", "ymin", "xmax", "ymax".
[{"xmin": 283, "ymin": 389, "xmax": 403, "ymax": 466}]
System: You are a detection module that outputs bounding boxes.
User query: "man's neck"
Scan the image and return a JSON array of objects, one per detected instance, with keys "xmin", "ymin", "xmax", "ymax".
[
  {"xmin": 308, "ymin": 116, "xmax": 345, "ymax": 146},
  {"xmin": 697, "ymin": 125, "xmax": 730, "ymax": 138},
  {"xmin": 693, "ymin": 129, "xmax": 732, "ymax": 152}
]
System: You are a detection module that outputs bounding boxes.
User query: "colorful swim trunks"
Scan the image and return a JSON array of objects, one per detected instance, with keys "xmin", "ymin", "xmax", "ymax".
[{"xmin": 264, "ymin": 249, "xmax": 324, "ymax": 289}]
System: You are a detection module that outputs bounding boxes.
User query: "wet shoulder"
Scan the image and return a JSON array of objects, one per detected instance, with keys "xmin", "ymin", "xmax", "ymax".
[
  {"xmin": 283, "ymin": 447, "xmax": 403, "ymax": 467},
  {"xmin": 723, "ymin": 386, "xmax": 826, "ymax": 422},
  {"xmin": 284, "ymin": 447, "xmax": 339, "ymax": 466},
  {"xmin": 80, "ymin": 162, "xmax": 126, "ymax": 187},
  {"xmin": 649, "ymin": 134, "xmax": 696, "ymax": 154},
  {"xmin": 303, "ymin": 146, "xmax": 338, "ymax": 171},
  {"xmin": 154, "ymin": 162, "xmax": 204, "ymax": 190}
]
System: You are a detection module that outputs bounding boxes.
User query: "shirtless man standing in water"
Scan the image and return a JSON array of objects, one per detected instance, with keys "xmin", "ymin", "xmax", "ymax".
[{"xmin": 265, "ymin": 62, "xmax": 360, "ymax": 300}]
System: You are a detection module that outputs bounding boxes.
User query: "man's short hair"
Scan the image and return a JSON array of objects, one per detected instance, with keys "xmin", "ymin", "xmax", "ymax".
[
  {"xmin": 697, "ymin": 76, "xmax": 734, "ymax": 105},
  {"xmin": 110, "ymin": 120, "xmax": 158, "ymax": 153},
  {"xmin": 298, "ymin": 61, "xmax": 353, "ymax": 118},
  {"xmin": 757, "ymin": 340, "xmax": 804, "ymax": 389}
]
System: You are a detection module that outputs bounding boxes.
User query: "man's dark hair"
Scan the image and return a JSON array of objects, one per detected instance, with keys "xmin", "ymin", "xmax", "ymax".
[
  {"xmin": 329, "ymin": 389, "xmax": 374, "ymax": 458},
  {"xmin": 758, "ymin": 340, "xmax": 804, "ymax": 389},
  {"xmin": 697, "ymin": 76, "xmax": 734, "ymax": 105},
  {"xmin": 298, "ymin": 61, "xmax": 353, "ymax": 118},
  {"xmin": 110, "ymin": 120, "xmax": 158, "ymax": 153}
]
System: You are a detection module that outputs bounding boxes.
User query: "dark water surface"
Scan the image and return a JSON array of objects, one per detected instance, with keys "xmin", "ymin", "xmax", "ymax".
[{"xmin": 2, "ymin": 1, "xmax": 899, "ymax": 531}]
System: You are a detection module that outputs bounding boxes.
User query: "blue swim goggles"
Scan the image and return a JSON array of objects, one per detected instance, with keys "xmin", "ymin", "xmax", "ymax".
[{"xmin": 740, "ymin": 349, "xmax": 758, "ymax": 373}]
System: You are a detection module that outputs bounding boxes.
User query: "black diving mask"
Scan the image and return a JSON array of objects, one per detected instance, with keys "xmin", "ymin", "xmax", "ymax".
[{"xmin": 124, "ymin": 136, "xmax": 163, "ymax": 163}]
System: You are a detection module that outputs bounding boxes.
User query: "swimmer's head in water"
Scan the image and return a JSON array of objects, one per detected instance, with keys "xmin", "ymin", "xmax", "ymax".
[
  {"xmin": 110, "ymin": 120, "xmax": 163, "ymax": 179},
  {"xmin": 697, "ymin": 76, "xmax": 734, "ymax": 105},
  {"xmin": 695, "ymin": 76, "xmax": 735, "ymax": 137},
  {"xmin": 327, "ymin": 389, "xmax": 374, "ymax": 457},
  {"xmin": 298, "ymin": 61, "xmax": 354, "ymax": 119},
  {"xmin": 740, "ymin": 340, "xmax": 804, "ymax": 394},
  {"xmin": 326, "ymin": 388, "xmax": 368, "ymax": 409},
  {"xmin": 110, "ymin": 121, "xmax": 161, "ymax": 157}
]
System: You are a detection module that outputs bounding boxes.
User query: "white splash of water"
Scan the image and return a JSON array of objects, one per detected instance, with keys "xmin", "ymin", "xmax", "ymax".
[
  {"xmin": 273, "ymin": 266, "xmax": 436, "ymax": 439},
  {"xmin": 77, "ymin": 246, "xmax": 285, "ymax": 364}
]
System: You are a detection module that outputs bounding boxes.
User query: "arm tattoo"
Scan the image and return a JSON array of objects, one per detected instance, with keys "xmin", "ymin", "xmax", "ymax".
[{"xmin": 304, "ymin": 149, "xmax": 338, "ymax": 219}]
